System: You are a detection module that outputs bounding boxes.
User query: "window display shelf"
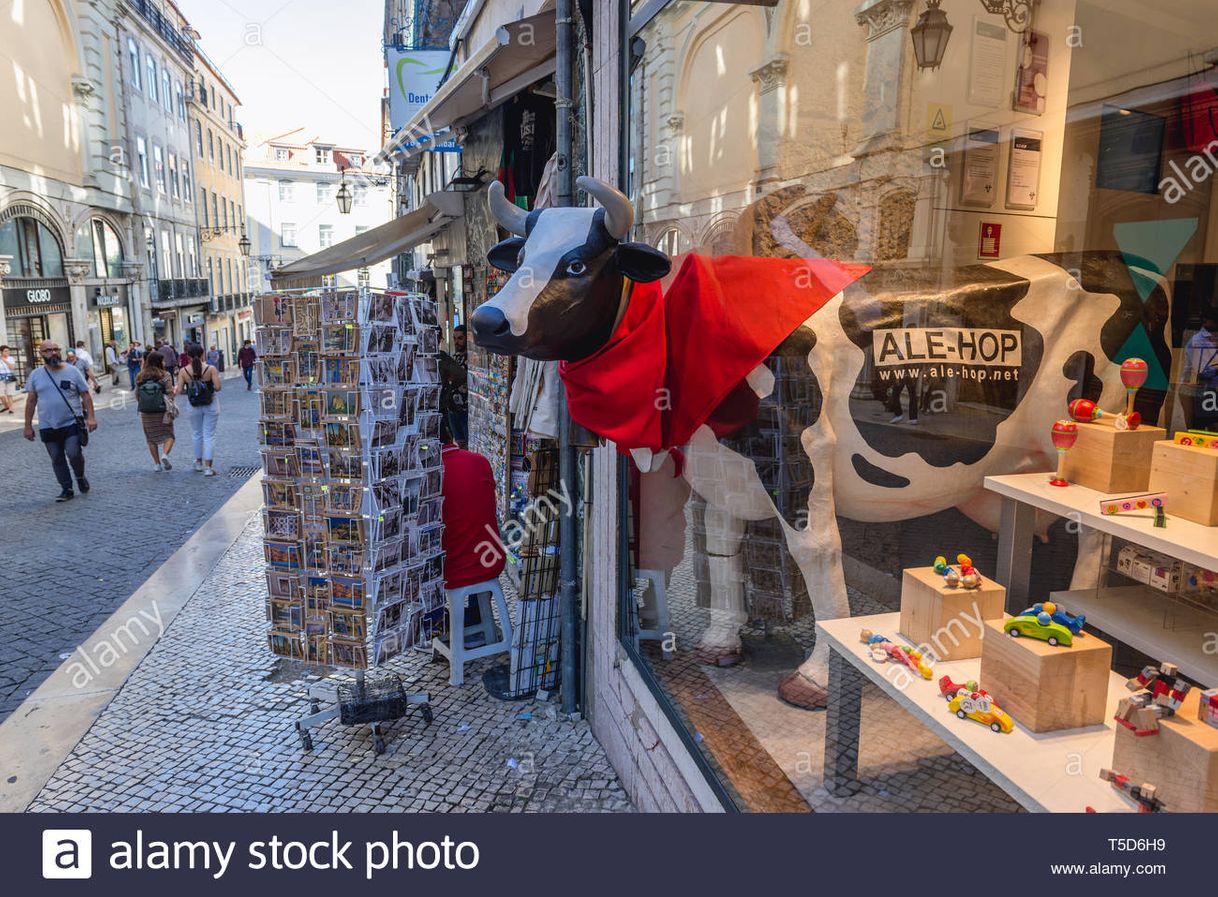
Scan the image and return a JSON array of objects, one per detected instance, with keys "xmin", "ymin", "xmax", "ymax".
[
  {"xmin": 1049, "ymin": 585, "xmax": 1218, "ymax": 687},
  {"xmin": 818, "ymin": 612, "xmax": 1131, "ymax": 813},
  {"xmin": 985, "ymin": 473, "xmax": 1218, "ymax": 571}
]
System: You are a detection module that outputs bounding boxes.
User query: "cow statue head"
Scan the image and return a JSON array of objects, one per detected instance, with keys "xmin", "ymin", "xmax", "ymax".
[{"xmin": 471, "ymin": 175, "xmax": 672, "ymax": 361}]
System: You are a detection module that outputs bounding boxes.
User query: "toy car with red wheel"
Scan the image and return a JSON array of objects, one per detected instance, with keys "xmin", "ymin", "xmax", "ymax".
[{"xmin": 948, "ymin": 690, "xmax": 1014, "ymax": 733}]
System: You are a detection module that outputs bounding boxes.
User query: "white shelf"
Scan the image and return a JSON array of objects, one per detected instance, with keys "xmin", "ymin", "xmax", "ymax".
[
  {"xmin": 985, "ymin": 472, "xmax": 1218, "ymax": 571},
  {"xmin": 818, "ymin": 612, "xmax": 1132, "ymax": 814},
  {"xmin": 1050, "ymin": 585, "xmax": 1218, "ymax": 687}
]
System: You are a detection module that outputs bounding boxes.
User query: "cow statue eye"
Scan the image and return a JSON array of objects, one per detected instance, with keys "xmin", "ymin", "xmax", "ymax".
[{"xmin": 566, "ymin": 260, "xmax": 588, "ymax": 276}]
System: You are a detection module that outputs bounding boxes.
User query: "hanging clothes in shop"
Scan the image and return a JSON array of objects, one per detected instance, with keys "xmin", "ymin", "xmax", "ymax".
[{"xmin": 499, "ymin": 93, "xmax": 557, "ymax": 209}]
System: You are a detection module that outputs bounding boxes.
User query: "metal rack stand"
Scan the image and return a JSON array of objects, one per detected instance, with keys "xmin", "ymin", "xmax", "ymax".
[{"xmin": 295, "ymin": 669, "xmax": 432, "ymax": 755}]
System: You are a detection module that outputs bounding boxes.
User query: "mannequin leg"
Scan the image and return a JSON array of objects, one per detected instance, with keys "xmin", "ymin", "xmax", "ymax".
[{"xmin": 693, "ymin": 503, "xmax": 748, "ymax": 666}]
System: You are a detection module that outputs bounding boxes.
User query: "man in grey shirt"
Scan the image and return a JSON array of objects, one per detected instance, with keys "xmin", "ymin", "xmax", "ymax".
[
  {"xmin": 23, "ymin": 340, "xmax": 98, "ymax": 502},
  {"xmin": 158, "ymin": 340, "xmax": 179, "ymax": 377}
]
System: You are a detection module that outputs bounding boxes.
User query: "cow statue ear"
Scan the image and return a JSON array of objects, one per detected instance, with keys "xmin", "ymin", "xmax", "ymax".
[
  {"xmin": 614, "ymin": 242, "xmax": 672, "ymax": 283},
  {"xmin": 487, "ymin": 236, "xmax": 527, "ymax": 272}
]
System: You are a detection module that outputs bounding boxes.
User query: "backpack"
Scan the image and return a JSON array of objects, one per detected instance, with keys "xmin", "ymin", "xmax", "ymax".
[
  {"xmin": 137, "ymin": 378, "xmax": 166, "ymax": 413},
  {"xmin": 185, "ymin": 366, "xmax": 215, "ymax": 407}
]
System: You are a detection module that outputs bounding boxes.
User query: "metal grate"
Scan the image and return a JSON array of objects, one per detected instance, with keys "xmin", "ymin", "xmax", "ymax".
[{"xmin": 228, "ymin": 465, "xmax": 260, "ymax": 478}]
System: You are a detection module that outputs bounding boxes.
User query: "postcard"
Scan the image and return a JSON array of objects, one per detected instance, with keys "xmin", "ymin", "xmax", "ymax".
[
  {"xmin": 371, "ymin": 478, "xmax": 401, "ymax": 511},
  {"xmin": 328, "ymin": 543, "xmax": 366, "ymax": 576},
  {"xmin": 373, "ymin": 630, "xmax": 404, "ymax": 665},
  {"xmin": 321, "ymin": 355, "xmax": 360, "ymax": 386},
  {"xmin": 268, "ymin": 599, "xmax": 304, "ymax": 630},
  {"xmin": 329, "ymin": 608, "xmax": 367, "ymax": 641},
  {"xmin": 254, "ymin": 294, "xmax": 293, "ymax": 326},
  {"xmin": 264, "ymin": 539, "xmax": 301, "ymax": 570},
  {"xmin": 327, "ymin": 448, "xmax": 364, "ymax": 480},
  {"xmin": 330, "ymin": 575, "xmax": 366, "ymax": 609},
  {"xmin": 365, "ymin": 291, "xmax": 396, "ymax": 323},
  {"xmin": 266, "ymin": 570, "xmax": 300, "ymax": 599},
  {"xmin": 371, "ymin": 419, "xmax": 399, "ymax": 449},
  {"xmin": 260, "ymin": 420, "xmax": 296, "ymax": 447},
  {"xmin": 262, "ymin": 478, "xmax": 299, "ymax": 510},
  {"xmin": 261, "ymin": 448, "xmax": 299, "ymax": 478},
  {"xmin": 371, "ymin": 536, "xmax": 402, "ymax": 572},
  {"xmin": 366, "ymin": 324, "xmax": 397, "ymax": 355},
  {"xmin": 256, "ymin": 326, "xmax": 292, "ymax": 355},
  {"xmin": 295, "ymin": 389, "xmax": 324, "ymax": 431},
  {"xmin": 267, "ymin": 631, "xmax": 303, "ymax": 659},
  {"xmin": 329, "ymin": 639, "xmax": 367, "ymax": 669},
  {"xmin": 326, "ymin": 515, "xmax": 365, "ymax": 544},
  {"xmin": 300, "ymin": 537, "xmax": 327, "ymax": 572},
  {"xmin": 321, "ymin": 290, "xmax": 358, "ymax": 323},
  {"xmin": 299, "ymin": 481, "xmax": 326, "ymax": 521},
  {"xmin": 417, "ymin": 327, "xmax": 439, "ymax": 355},
  {"xmin": 260, "ymin": 356, "xmax": 295, "ymax": 387},
  {"xmin": 364, "ymin": 385, "xmax": 399, "ymax": 419},
  {"xmin": 323, "ymin": 388, "xmax": 360, "ymax": 418},
  {"xmin": 365, "ymin": 356, "xmax": 398, "ymax": 385},
  {"xmin": 295, "ymin": 440, "xmax": 324, "ymax": 476},
  {"xmin": 291, "ymin": 296, "xmax": 318, "ymax": 335},
  {"xmin": 321, "ymin": 322, "xmax": 359, "ymax": 354},
  {"xmin": 323, "ymin": 420, "xmax": 361, "ymax": 451},
  {"xmin": 325, "ymin": 482, "xmax": 364, "ymax": 515},
  {"xmin": 397, "ymin": 344, "xmax": 415, "ymax": 382},
  {"xmin": 264, "ymin": 508, "xmax": 302, "ymax": 540},
  {"xmin": 375, "ymin": 507, "xmax": 403, "ymax": 542},
  {"xmin": 413, "ymin": 355, "xmax": 439, "ymax": 384},
  {"xmin": 411, "ymin": 295, "xmax": 438, "ymax": 328}
]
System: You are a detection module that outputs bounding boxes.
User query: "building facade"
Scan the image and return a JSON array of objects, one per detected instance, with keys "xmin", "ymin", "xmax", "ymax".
[
  {"xmin": 245, "ymin": 129, "xmax": 393, "ymax": 293},
  {"xmin": 190, "ymin": 45, "xmax": 250, "ymax": 362},
  {"xmin": 0, "ymin": 0, "xmax": 139, "ymax": 383},
  {"xmin": 117, "ymin": 0, "xmax": 208, "ymax": 351}
]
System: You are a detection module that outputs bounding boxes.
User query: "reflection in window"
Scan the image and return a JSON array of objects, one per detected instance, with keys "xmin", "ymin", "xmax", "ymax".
[{"xmin": 0, "ymin": 217, "xmax": 64, "ymax": 278}]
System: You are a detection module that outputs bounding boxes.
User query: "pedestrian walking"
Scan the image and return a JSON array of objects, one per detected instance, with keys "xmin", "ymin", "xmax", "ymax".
[
  {"xmin": 237, "ymin": 339, "xmax": 257, "ymax": 391},
  {"xmin": 206, "ymin": 345, "xmax": 221, "ymax": 368},
  {"xmin": 136, "ymin": 350, "xmax": 177, "ymax": 471},
  {"xmin": 0, "ymin": 345, "xmax": 18, "ymax": 413},
  {"xmin": 177, "ymin": 342, "xmax": 222, "ymax": 477},
  {"xmin": 125, "ymin": 341, "xmax": 144, "ymax": 390},
  {"xmin": 158, "ymin": 340, "xmax": 178, "ymax": 379},
  {"xmin": 104, "ymin": 340, "xmax": 121, "ymax": 386},
  {"xmin": 73, "ymin": 341, "xmax": 94, "ymax": 368},
  {"xmin": 66, "ymin": 349, "xmax": 102, "ymax": 394},
  {"xmin": 22, "ymin": 340, "xmax": 97, "ymax": 502}
]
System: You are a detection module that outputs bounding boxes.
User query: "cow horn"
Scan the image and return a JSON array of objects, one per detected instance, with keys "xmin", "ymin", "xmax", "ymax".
[
  {"xmin": 577, "ymin": 175, "xmax": 633, "ymax": 241},
  {"xmin": 488, "ymin": 180, "xmax": 529, "ymax": 236}
]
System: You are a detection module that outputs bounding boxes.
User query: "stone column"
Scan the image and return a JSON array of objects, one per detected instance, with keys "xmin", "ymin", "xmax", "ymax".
[
  {"xmin": 122, "ymin": 261, "xmax": 147, "ymax": 344},
  {"xmin": 0, "ymin": 255, "xmax": 11, "ymax": 347},
  {"xmin": 64, "ymin": 259, "xmax": 94, "ymax": 347},
  {"xmin": 750, "ymin": 54, "xmax": 789, "ymax": 190},
  {"xmin": 854, "ymin": 0, "xmax": 915, "ymax": 156}
]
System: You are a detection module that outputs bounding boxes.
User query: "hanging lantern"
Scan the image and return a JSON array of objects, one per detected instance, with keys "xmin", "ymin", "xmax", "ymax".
[{"xmin": 911, "ymin": 0, "xmax": 954, "ymax": 71}]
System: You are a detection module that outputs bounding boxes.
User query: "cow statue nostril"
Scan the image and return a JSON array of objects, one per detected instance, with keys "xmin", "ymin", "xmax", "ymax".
[{"xmin": 471, "ymin": 305, "xmax": 511, "ymax": 343}]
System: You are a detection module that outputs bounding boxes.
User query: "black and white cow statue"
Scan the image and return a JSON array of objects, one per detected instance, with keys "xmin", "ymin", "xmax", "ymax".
[{"xmin": 472, "ymin": 175, "xmax": 1169, "ymax": 709}]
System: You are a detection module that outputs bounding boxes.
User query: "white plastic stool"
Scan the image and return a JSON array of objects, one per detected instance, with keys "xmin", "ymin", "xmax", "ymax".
[
  {"xmin": 635, "ymin": 569, "xmax": 672, "ymax": 658},
  {"xmin": 433, "ymin": 578, "xmax": 513, "ymax": 686}
]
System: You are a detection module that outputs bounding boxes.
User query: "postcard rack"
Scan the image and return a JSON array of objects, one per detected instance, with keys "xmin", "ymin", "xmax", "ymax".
[{"xmin": 254, "ymin": 287, "xmax": 446, "ymax": 753}]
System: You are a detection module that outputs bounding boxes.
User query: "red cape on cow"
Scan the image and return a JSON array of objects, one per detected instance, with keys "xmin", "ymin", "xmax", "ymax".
[{"xmin": 559, "ymin": 254, "xmax": 871, "ymax": 454}]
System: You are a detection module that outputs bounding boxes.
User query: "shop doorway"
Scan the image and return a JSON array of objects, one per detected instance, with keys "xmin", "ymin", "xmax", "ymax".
[{"xmin": 5, "ymin": 313, "xmax": 72, "ymax": 384}]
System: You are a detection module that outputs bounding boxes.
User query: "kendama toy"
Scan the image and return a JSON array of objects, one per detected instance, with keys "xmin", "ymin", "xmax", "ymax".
[
  {"xmin": 1116, "ymin": 358, "xmax": 1148, "ymax": 430},
  {"xmin": 1050, "ymin": 419, "xmax": 1078, "ymax": 487}
]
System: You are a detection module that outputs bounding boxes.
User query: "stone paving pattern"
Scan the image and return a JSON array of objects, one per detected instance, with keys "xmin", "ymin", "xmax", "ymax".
[
  {"xmin": 639, "ymin": 523, "xmax": 1025, "ymax": 813},
  {"xmin": 0, "ymin": 375, "xmax": 263, "ymax": 719},
  {"xmin": 29, "ymin": 519, "xmax": 631, "ymax": 813}
]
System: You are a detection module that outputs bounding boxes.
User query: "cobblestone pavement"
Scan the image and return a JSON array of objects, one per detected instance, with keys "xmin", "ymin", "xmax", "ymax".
[
  {"xmin": 29, "ymin": 519, "xmax": 632, "ymax": 813},
  {"xmin": 0, "ymin": 374, "xmax": 262, "ymax": 719}
]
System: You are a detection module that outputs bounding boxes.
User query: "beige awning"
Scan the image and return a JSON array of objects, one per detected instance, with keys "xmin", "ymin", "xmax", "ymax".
[
  {"xmin": 271, "ymin": 191, "xmax": 464, "ymax": 282},
  {"xmin": 384, "ymin": 12, "xmax": 556, "ymax": 160}
]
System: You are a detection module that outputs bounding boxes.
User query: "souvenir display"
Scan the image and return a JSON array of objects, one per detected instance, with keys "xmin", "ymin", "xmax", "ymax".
[
  {"xmin": 1174, "ymin": 429, "xmax": 1218, "ymax": 449},
  {"xmin": 1099, "ymin": 769, "xmax": 1166, "ymax": 813},
  {"xmin": 932, "ymin": 553, "xmax": 981, "ymax": 589},
  {"xmin": 1048, "ymin": 419, "xmax": 1077, "ymax": 486},
  {"xmin": 1115, "ymin": 545, "xmax": 1185, "ymax": 594},
  {"xmin": 947, "ymin": 688, "xmax": 1014, "ymax": 734},
  {"xmin": 859, "ymin": 629, "xmax": 933, "ymax": 679},
  {"xmin": 256, "ymin": 288, "xmax": 446, "ymax": 670},
  {"xmin": 1114, "ymin": 661, "xmax": 1192, "ymax": 736},
  {"xmin": 1117, "ymin": 358, "xmax": 1148, "ymax": 429},
  {"xmin": 1003, "ymin": 600, "xmax": 1083, "ymax": 646}
]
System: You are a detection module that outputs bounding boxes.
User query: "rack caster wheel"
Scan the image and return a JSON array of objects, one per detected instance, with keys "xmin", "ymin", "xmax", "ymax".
[
  {"xmin": 296, "ymin": 723, "xmax": 313, "ymax": 752},
  {"xmin": 421, "ymin": 705, "xmax": 434, "ymax": 725},
  {"xmin": 373, "ymin": 733, "xmax": 386, "ymax": 754},
  {"xmin": 309, "ymin": 699, "xmax": 321, "ymax": 714}
]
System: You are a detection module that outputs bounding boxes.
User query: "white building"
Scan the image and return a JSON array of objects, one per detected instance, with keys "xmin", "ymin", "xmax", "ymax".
[{"xmin": 244, "ymin": 130, "xmax": 393, "ymax": 292}]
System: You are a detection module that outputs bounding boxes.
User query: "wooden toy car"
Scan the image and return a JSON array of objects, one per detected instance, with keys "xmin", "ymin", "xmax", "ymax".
[
  {"xmin": 1004, "ymin": 608, "xmax": 1075, "ymax": 646},
  {"xmin": 948, "ymin": 690, "xmax": 1014, "ymax": 733},
  {"xmin": 938, "ymin": 675, "xmax": 989, "ymax": 700},
  {"xmin": 1023, "ymin": 600, "xmax": 1085, "ymax": 635}
]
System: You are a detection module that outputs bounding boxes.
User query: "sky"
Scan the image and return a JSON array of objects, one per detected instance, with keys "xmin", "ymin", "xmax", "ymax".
[{"xmin": 176, "ymin": 0, "xmax": 387, "ymax": 152}]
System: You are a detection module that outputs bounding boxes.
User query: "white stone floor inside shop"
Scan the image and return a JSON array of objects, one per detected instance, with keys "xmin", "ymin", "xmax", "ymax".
[
  {"xmin": 23, "ymin": 516, "xmax": 631, "ymax": 814},
  {"xmin": 639, "ymin": 525, "xmax": 1025, "ymax": 813}
]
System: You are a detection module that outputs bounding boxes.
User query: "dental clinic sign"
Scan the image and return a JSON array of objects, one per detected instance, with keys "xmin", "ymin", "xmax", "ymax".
[{"xmin": 387, "ymin": 48, "xmax": 458, "ymax": 151}]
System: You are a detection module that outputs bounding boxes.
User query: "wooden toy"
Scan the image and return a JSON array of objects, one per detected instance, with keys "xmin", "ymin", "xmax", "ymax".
[
  {"xmin": 1112, "ymin": 688, "xmax": 1218, "ymax": 811},
  {"xmin": 1115, "ymin": 661, "xmax": 1192, "ymax": 736},
  {"xmin": 1061, "ymin": 420, "xmax": 1165, "ymax": 493},
  {"xmin": 930, "ymin": 552, "xmax": 982, "ymax": 589},
  {"xmin": 1099, "ymin": 768, "xmax": 1166, "ymax": 813},
  {"xmin": 859, "ymin": 629, "xmax": 934, "ymax": 679},
  {"xmin": 1049, "ymin": 419, "xmax": 1078, "ymax": 486},
  {"xmin": 1003, "ymin": 600, "xmax": 1079, "ymax": 646},
  {"xmin": 979, "ymin": 618, "xmax": 1113, "ymax": 732},
  {"xmin": 1117, "ymin": 358, "xmax": 1148, "ymax": 429},
  {"xmin": 1099, "ymin": 491, "xmax": 1167, "ymax": 528},
  {"xmin": 1200, "ymin": 689, "xmax": 1218, "ymax": 729},
  {"xmin": 1068, "ymin": 397, "xmax": 1104, "ymax": 423},
  {"xmin": 1149, "ymin": 439, "xmax": 1218, "ymax": 525},
  {"xmin": 1173, "ymin": 429, "xmax": 1218, "ymax": 450},
  {"xmin": 948, "ymin": 689, "xmax": 1014, "ymax": 733}
]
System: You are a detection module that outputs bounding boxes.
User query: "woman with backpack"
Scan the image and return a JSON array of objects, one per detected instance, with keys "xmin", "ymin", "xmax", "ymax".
[
  {"xmin": 176, "ymin": 342, "xmax": 222, "ymax": 477},
  {"xmin": 135, "ymin": 351, "xmax": 176, "ymax": 471}
]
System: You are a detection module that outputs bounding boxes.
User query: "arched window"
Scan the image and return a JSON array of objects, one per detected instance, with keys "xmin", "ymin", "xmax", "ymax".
[
  {"xmin": 77, "ymin": 218, "xmax": 124, "ymax": 278},
  {"xmin": 0, "ymin": 214, "xmax": 64, "ymax": 278}
]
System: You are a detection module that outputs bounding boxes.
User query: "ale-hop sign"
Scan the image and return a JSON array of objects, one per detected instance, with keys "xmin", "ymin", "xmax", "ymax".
[{"xmin": 872, "ymin": 328, "xmax": 1022, "ymax": 367}]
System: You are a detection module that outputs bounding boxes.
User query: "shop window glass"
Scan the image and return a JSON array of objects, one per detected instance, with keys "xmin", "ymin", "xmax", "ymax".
[
  {"xmin": 0, "ymin": 217, "xmax": 63, "ymax": 278},
  {"xmin": 615, "ymin": 0, "xmax": 1218, "ymax": 813},
  {"xmin": 90, "ymin": 219, "xmax": 123, "ymax": 279}
]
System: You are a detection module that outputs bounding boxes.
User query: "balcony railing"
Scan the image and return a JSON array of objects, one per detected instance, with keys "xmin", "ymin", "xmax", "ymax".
[
  {"xmin": 131, "ymin": 0, "xmax": 194, "ymax": 64},
  {"xmin": 155, "ymin": 278, "xmax": 210, "ymax": 301}
]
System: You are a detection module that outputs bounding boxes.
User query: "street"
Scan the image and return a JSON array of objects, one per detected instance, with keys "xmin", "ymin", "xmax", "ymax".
[{"xmin": 0, "ymin": 373, "xmax": 261, "ymax": 719}]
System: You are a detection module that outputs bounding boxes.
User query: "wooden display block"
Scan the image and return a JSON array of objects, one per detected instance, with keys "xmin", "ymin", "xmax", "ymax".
[
  {"xmin": 1111, "ymin": 689, "xmax": 1218, "ymax": 812},
  {"xmin": 898, "ymin": 566, "xmax": 1006, "ymax": 661},
  {"xmin": 1148, "ymin": 440, "xmax": 1218, "ymax": 526},
  {"xmin": 978, "ymin": 618, "xmax": 1113, "ymax": 732},
  {"xmin": 1060, "ymin": 421, "xmax": 1166, "ymax": 494}
]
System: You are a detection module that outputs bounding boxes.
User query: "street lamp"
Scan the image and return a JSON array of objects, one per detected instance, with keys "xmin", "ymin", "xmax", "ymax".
[
  {"xmin": 336, "ymin": 173, "xmax": 353, "ymax": 215},
  {"xmin": 238, "ymin": 230, "xmax": 251, "ymax": 257},
  {"xmin": 911, "ymin": 0, "xmax": 953, "ymax": 71}
]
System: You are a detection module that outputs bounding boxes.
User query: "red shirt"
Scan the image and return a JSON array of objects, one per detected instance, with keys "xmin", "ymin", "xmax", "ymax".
[{"xmin": 441, "ymin": 444, "xmax": 505, "ymax": 589}]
